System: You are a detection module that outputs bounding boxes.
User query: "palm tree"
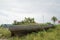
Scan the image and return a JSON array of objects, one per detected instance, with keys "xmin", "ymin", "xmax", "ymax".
[
  {"xmin": 31, "ymin": 18, "xmax": 35, "ymax": 23},
  {"xmin": 24, "ymin": 17, "xmax": 30, "ymax": 23},
  {"xmin": 51, "ymin": 16, "xmax": 58, "ymax": 24},
  {"xmin": 13, "ymin": 20, "xmax": 17, "ymax": 25}
]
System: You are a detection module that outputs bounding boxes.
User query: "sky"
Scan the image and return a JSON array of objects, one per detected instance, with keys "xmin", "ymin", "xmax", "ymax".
[{"xmin": 0, "ymin": 0, "xmax": 60, "ymax": 24}]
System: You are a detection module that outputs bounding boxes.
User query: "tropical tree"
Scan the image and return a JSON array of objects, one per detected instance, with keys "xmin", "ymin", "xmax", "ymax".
[
  {"xmin": 13, "ymin": 20, "xmax": 17, "ymax": 25},
  {"xmin": 51, "ymin": 16, "xmax": 58, "ymax": 24},
  {"xmin": 12, "ymin": 17, "xmax": 36, "ymax": 25},
  {"xmin": 31, "ymin": 18, "xmax": 35, "ymax": 23},
  {"xmin": 24, "ymin": 17, "xmax": 35, "ymax": 23}
]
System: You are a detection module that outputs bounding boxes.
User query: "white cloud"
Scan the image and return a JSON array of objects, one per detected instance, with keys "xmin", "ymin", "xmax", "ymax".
[{"xmin": 0, "ymin": 0, "xmax": 60, "ymax": 24}]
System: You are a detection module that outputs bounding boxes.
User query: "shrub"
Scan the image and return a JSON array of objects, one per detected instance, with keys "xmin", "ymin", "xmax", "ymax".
[{"xmin": 0, "ymin": 27, "xmax": 11, "ymax": 38}]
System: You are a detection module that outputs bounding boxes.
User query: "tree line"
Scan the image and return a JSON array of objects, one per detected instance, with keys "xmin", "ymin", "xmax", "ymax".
[
  {"xmin": 13, "ymin": 16, "xmax": 58, "ymax": 25},
  {"xmin": 13, "ymin": 17, "xmax": 36, "ymax": 25}
]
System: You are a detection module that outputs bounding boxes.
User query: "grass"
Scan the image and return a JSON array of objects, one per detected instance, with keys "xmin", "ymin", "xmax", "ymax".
[
  {"xmin": 0, "ymin": 24, "xmax": 60, "ymax": 40},
  {"xmin": 0, "ymin": 27, "xmax": 11, "ymax": 38}
]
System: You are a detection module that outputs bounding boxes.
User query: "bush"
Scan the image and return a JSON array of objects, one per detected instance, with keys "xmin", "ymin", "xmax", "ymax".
[
  {"xmin": 0, "ymin": 27, "xmax": 11, "ymax": 38},
  {"xmin": 46, "ymin": 22, "xmax": 52, "ymax": 24}
]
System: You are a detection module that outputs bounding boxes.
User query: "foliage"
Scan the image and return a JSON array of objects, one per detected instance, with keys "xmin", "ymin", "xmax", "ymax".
[
  {"xmin": 46, "ymin": 22, "xmax": 52, "ymax": 25},
  {"xmin": 13, "ymin": 20, "xmax": 18, "ymax": 25},
  {"xmin": 0, "ymin": 27, "xmax": 11, "ymax": 38},
  {"xmin": 24, "ymin": 17, "xmax": 35, "ymax": 23},
  {"xmin": 13, "ymin": 17, "xmax": 36, "ymax": 25},
  {"xmin": 51, "ymin": 16, "xmax": 58, "ymax": 24}
]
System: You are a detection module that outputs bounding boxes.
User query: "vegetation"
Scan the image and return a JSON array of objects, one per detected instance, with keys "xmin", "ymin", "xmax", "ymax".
[
  {"xmin": 13, "ymin": 20, "xmax": 18, "ymax": 25},
  {"xmin": 0, "ymin": 17, "xmax": 60, "ymax": 40},
  {"xmin": 13, "ymin": 17, "xmax": 36, "ymax": 25},
  {"xmin": 0, "ymin": 27, "xmax": 11, "ymax": 38},
  {"xmin": 51, "ymin": 16, "xmax": 58, "ymax": 24},
  {"xmin": 46, "ymin": 22, "xmax": 52, "ymax": 24},
  {"xmin": 0, "ymin": 24, "xmax": 60, "ymax": 40},
  {"xmin": 7, "ymin": 24, "xmax": 60, "ymax": 40}
]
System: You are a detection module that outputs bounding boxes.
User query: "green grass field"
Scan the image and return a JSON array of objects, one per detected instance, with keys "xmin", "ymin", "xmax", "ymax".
[{"xmin": 0, "ymin": 24, "xmax": 60, "ymax": 40}]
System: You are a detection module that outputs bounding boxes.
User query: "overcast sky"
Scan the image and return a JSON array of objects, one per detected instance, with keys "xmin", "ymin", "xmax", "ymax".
[{"xmin": 0, "ymin": 0, "xmax": 60, "ymax": 24}]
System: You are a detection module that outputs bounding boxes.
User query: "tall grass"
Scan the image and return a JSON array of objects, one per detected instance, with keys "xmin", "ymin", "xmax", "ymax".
[{"xmin": 0, "ymin": 27, "xmax": 11, "ymax": 38}]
